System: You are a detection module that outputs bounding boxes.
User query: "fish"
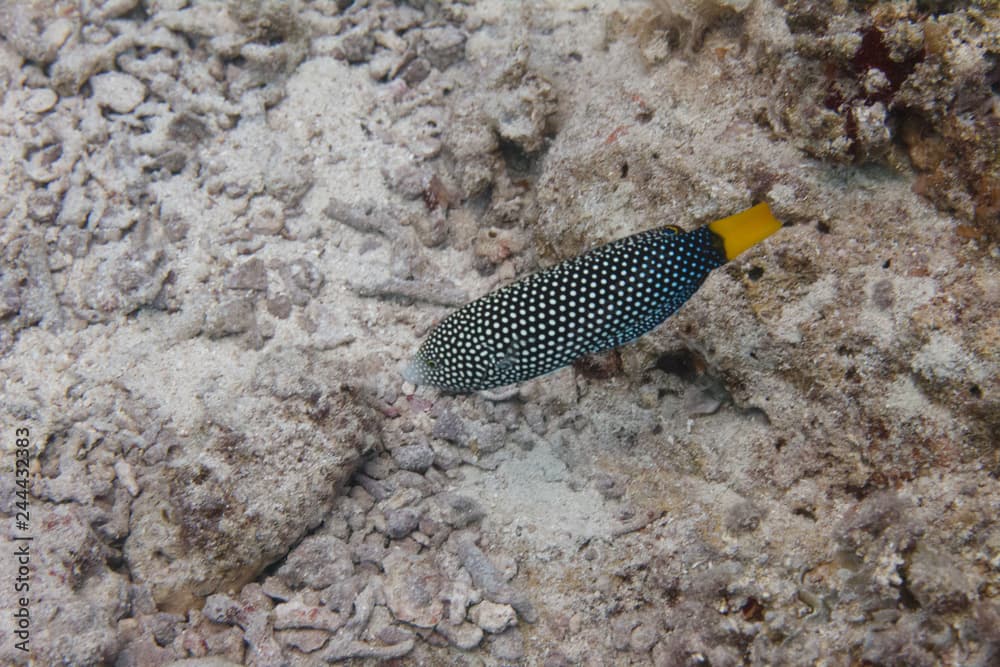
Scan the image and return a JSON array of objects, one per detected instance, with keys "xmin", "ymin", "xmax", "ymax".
[{"xmin": 403, "ymin": 202, "xmax": 781, "ymax": 392}]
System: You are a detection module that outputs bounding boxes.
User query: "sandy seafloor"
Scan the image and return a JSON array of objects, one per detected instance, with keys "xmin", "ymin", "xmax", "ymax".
[{"xmin": 1, "ymin": 1, "xmax": 998, "ymax": 665}]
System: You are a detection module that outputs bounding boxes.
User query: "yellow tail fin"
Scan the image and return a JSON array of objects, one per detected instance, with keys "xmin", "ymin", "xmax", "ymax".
[{"xmin": 707, "ymin": 203, "xmax": 782, "ymax": 261}]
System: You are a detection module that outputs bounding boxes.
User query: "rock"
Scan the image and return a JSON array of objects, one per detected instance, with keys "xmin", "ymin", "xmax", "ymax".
[
  {"xmin": 381, "ymin": 155, "xmax": 432, "ymax": 199},
  {"xmin": 23, "ymin": 87, "xmax": 59, "ymax": 113},
  {"xmin": 114, "ymin": 460, "xmax": 140, "ymax": 496},
  {"xmin": 90, "ymin": 72, "xmax": 147, "ymax": 113},
  {"xmin": 63, "ymin": 239, "xmax": 173, "ymax": 321},
  {"xmin": 275, "ymin": 628, "xmax": 329, "ymax": 653},
  {"xmin": 201, "ymin": 589, "xmax": 282, "ymax": 665},
  {"xmin": 437, "ymin": 621, "xmax": 484, "ymax": 650},
  {"xmin": 266, "ymin": 294, "xmax": 292, "ymax": 319},
  {"xmin": 432, "ymin": 411, "xmax": 467, "ymax": 444},
  {"xmin": 906, "ymin": 542, "xmax": 975, "ymax": 613},
  {"xmin": 543, "ymin": 652, "xmax": 573, "ymax": 667},
  {"xmin": 203, "ymin": 296, "xmax": 255, "ymax": 338},
  {"xmin": 393, "ymin": 442, "xmax": 435, "ymax": 472},
  {"xmin": 88, "ymin": 0, "xmax": 140, "ymax": 20},
  {"xmin": 400, "ymin": 57, "xmax": 431, "ymax": 86},
  {"xmin": 0, "ymin": 504, "xmax": 128, "ymax": 666},
  {"xmin": 201, "ymin": 119, "xmax": 312, "ymax": 205},
  {"xmin": 362, "ymin": 457, "xmax": 394, "ymax": 480},
  {"xmin": 278, "ymin": 259, "xmax": 324, "ymax": 306},
  {"xmin": 273, "ymin": 599, "xmax": 345, "ymax": 633},
  {"xmin": 412, "ymin": 211, "xmax": 448, "ymax": 247},
  {"xmin": 630, "ymin": 622, "xmax": 659, "ymax": 653},
  {"xmin": 277, "ymin": 535, "xmax": 354, "ymax": 589},
  {"xmin": 320, "ymin": 637, "xmax": 415, "ymax": 661},
  {"xmin": 381, "ymin": 5, "xmax": 423, "ymax": 32},
  {"xmin": 323, "ymin": 197, "xmax": 399, "ymax": 237},
  {"xmin": 224, "ymin": 257, "xmax": 268, "ymax": 291},
  {"xmin": 383, "ymin": 548, "xmax": 445, "ymax": 628},
  {"xmin": 336, "ymin": 23, "xmax": 375, "ymax": 64},
  {"xmin": 473, "ymin": 227, "xmax": 527, "ymax": 271},
  {"xmin": 436, "ymin": 493, "xmax": 485, "ymax": 529},
  {"xmin": 420, "ymin": 26, "xmax": 467, "ymax": 70},
  {"xmin": 724, "ymin": 500, "xmax": 765, "ymax": 534},
  {"xmin": 115, "ymin": 632, "xmax": 176, "ymax": 667},
  {"xmin": 683, "ymin": 385, "xmax": 723, "ymax": 415},
  {"xmin": 611, "ymin": 614, "xmax": 639, "ymax": 651},
  {"xmin": 0, "ymin": 4, "xmax": 76, "ymax": 63},
  {"xmin": 593, "ymin": 472, "xmax": 626, "ymax": 500},
  {"xmin": 124, "ymin": 375, "xmax": 378, "ymax": 613},
  {"xmin": 26, "ymin": 189, "xmax": 59, "ymax": 224},
  {"xmin": 57, "ymin": 185, "xmax": 92, "ymax": 228},
  {"xmin": 355, "ymin": 473, "xmax": 390, "ymax": 501},
  {"xmin": 245, "ymin": 195, "xmax": 285, "ymax": 235},
  {"xmin": 455, "ymin": 536, "xmax": 536, "ymax": 622},
  {"xmin": 470, "ymin": 600, "xmax": 516, "ymax": 634},
  {"xmin": 470, "ymin": 422, "xmax": 506, "ymax": 454},
  {"xmin": 490, "ymin": 628, "xmax": 525, "ymax": 661},
  {"xmin": 385, "ymin": 507, "xmax": 422, "ymax": 539},
  {"xmin": 51, "ymin": 39, "xmax": 131, "ymax": 95}
]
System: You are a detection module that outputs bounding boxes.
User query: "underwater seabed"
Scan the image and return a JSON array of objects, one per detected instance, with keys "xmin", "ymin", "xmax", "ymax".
[{"xmin": 1, "ymin": 0, "xmax": 996, "ymax": 665}]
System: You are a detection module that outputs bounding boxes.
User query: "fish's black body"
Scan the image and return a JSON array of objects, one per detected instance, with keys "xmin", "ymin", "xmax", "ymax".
[{"xmin": 405, "ymin": 226, "xmax": 727, "ymax": 392}]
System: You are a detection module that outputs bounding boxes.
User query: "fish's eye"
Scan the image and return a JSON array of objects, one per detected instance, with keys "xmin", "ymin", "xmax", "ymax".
[{"xmin": 495, "ymin": 352, "xmax": 514, "ymax": 371}]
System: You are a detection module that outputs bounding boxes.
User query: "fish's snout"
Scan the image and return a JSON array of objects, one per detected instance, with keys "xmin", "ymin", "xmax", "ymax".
[{"xmin": 401, "ymin": 359, "xmax": 427, "ymax": 386}]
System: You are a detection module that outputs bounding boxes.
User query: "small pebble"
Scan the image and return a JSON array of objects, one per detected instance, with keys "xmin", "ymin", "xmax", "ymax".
[
  {"xmin": 593, "ymin": 472, "xmax": 625, "ymax": 500},
  {"xmin": 204, "ymin": 297, "xmax": 255, "ymax": 338},
  {"xmin": 470, "ymin": 423, "xmax": 506, "ymax": 454},
  {"xmin": 274, "ymin": 598, "xmax": 345, "ymax": 633},
  {"xmin": 90, "ymin": 71, "xmax": 147, "ymax": 113},
  {"xmin": 630, "ymin": 622, "xmax": 659, "ymax": 653},
  {"xmin": 683, "ymin": 386, "xmax": 722, "ymax": 416},
  {"xmin": 724, "ymin": 500, "xmax": 764, "ymax": 534},
  {"xmin": 362, "ymin": 457, "xmax": 394, "ymax": 480},
  {"xmin": 224, "ymin": 258, "xmax": 268, "ymax": 291},
  {"xmin": 389, "ymin": 471, "xmax": 431, "ymax": 494},
  {"xmin": 381, "ymin": 157, "xmax": 431, "ymax": 199},
  {"xmin": 400, "ymin": 57, "xmax": 431, "ymax": 85},
  {"xmin": 383, "ymin": 549, "xmax": 445, "ymax": 628},
  {"xmin": 392, "ymin": 442, "xmax": 435, "ymax": 472},
  {"xmin": 437, "ymin": 621, "xmax": 483, "ymax": 650},
  {"xmin": 544, "ymin": 652, "xmax": 573, "ymax": 667},
  {"xmin": 27, "ymin": 189, "xmax": 59, "ymax": 224},
  {"xmin": 337, "ymin": 25, "xmax": 375, "ymax": 64},
  {"xmin": 490, "ymin": 628, "xmax": 525, "ymax": 660},
  {"xmin": 278, "ymin": 535, "xmax": 354, "ymax": 590},
  {"xmin": 276, "ymin": 628, "xmax": 330, "ymax": 653},
  {"xmin": 413, "ymin": 212, "xmax": 448, "ymax": 247},
  {"xmin": 279, "ymin": 259, "xmax": 324, "ymax": 306},
  {"xmin": 385, "ymin": 507, "xmax": 421, "ymax": 539},
  {"xmin": 355, "ymin": 473, "xmax": 390, "ymax": 501},
  {"xmin": 470, "ymin": 601, "xmax": 516, "ymax": 634},
  {"xmin": 246, "ymin": 196, "xmax": 285, "ymax": 235},
  {"xmin": 434, "ymin": 445, "xmax": 463, "ymax": 476},
  {"xmin": 420, "ymin": 25, "xmax": 467, "ymax": 70},
  {"xmin": 114, "ymin": 460, "xmax": 140, "ymax": 496},
  {"xmin": 23, "ymin": 88, "xmax": 58, "ymax": 113},
  {"xmin": 437, "ymin": 493, "xmax": 485, "ymax": 528},
  {"xmin": 432, "ymin": 411, "xmax": 467, "ymax": 444},
  {"xmin": 523, "ymin": 404, "xmax": 546, "ymax": 435}
]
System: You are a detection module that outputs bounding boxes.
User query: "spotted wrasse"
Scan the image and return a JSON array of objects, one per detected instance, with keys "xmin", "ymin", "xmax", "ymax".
[{"xmin": 404, "ymin": 203, "xmax": 781, "ymax": 392}]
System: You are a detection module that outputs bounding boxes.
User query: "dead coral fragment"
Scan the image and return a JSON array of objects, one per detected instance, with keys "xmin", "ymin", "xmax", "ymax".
[
  {"xmin": 775, "ymin": 5, "xmax": 999, "ymax": 233},
  {"xmin": 611, "ymin": 0, "xmax": 753, "ymax": 64}
]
